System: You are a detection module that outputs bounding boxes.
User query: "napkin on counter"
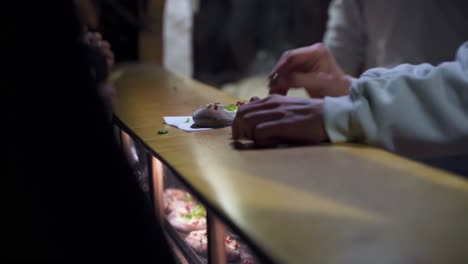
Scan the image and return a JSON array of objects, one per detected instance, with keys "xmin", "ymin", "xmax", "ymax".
[{"xmin": 163, "ymin": 116, "xmax": 211, "ymax": 132}]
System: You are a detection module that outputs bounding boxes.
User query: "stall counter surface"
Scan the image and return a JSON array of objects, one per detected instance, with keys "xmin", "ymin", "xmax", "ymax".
[{"xmin": 111, "ymin": 64, "xmax": 468, "ymax": 264}]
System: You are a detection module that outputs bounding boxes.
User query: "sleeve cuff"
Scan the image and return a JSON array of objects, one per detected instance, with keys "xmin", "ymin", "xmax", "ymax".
[{"xmin": 323, "ymin": 95, "xmax": 355, "ymax": 143}]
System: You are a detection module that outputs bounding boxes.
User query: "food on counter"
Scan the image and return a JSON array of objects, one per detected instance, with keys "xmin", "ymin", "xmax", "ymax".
[
  {"xmin": 167, "ymin": 204, "xmax": 207, "ymax": 232},
  {"xmin": 163, "ymin": 188, "xmax": 197, "ymax": 214},
  {"xmin": 185, "ymin": 230, "xmax": 208, "ymax": 256},
  {"xmin": 240, "ymin": 246, "xmax": 258, "ymax": 264},
  {"xmin": 192, "ymin": 97, "xmax": 260, "ymax": 128},
  {"xmin": 225, "ymin": 234, "xmax": 242, "ymax": 261},
  {"xmin": 164, "ymin": 188, "xmax": 188, "ymax": 200},
  {"xmin": 157, "ymin": 129, "xmax": 169, "ymax": 134},
  {"xmin": 163, "ymin": 190, "xmax": 254, "ymax": 263},
  {"xmin": 192, "ymin": 102, "xmax": 240, "ymax": 128},
  {"xmin": 164, "ymin": 188, "xmax": 205, "ymax": 233},
  {"xmin": 185, "ymin": 230, "xmax": 241, "ymax": 262}
]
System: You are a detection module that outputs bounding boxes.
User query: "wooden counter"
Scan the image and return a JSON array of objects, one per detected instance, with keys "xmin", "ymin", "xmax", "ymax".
[{"xmin": 111, "ymin": 64, "xmax": 468, "ymax": 264}]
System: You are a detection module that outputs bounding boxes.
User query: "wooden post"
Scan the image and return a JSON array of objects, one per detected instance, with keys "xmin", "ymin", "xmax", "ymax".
[
  {"xmin": 207, "ymin": 210, "xmax": 227, "ymax": 264},
  {"xmin": 139, "ymin": 0, "xmax": 165, "ymax": 64},
  {"xmin": 121, "ymin": 131, "xmax": 138, "ymax": 165},
  {"xmin": 150, "ymin": 155, "xmax": 165, "ymax": 224}
]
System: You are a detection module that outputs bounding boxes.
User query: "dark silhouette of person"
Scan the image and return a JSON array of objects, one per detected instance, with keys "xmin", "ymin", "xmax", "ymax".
[{"xmin": 6, "ymin": 1, "xmax": 175, "ymax": 262}]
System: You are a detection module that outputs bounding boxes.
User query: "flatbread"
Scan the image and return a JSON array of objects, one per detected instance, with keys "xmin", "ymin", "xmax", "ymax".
[
  {"xmin": 185, "ymin": 230, "xmax": 208, "ymax": 255},
  {"xmin": 167, "ymin": 204, "xmax": 207, "ymax": 233},
  {"xmin": 163, "ymin": 188, "xmax": 197, "ymax": 214}
]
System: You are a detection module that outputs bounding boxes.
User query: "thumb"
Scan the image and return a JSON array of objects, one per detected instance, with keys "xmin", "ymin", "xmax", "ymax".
[
  {"xmin": 268, "ymin": 76, "xmax": 290, "ymax": 96},
  {"xmin": 269, "ymin": 72, "xmax": 326, "ymax": 97}
]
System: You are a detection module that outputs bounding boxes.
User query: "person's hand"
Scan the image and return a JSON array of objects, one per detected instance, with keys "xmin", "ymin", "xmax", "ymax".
[
  {"xmin": 269, "ymin": 43, "xmax": 350, "ymax": 98},
  {"xmin": 84, "ymin": 32, "xmax": 115, "ymax": 71},
  {"xmin": 232, "ymin": 95, "xmax": 329, "ymax": 146},
  {"xmin": 98, "ymin": 84, "xmax": 116, "ymax": 120}
]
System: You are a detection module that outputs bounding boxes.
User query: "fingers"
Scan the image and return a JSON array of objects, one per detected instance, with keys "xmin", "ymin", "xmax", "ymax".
[
  {"xmin": 233, "ymin": 110, "xmax": 284, "ymax": 141},
  {"xmin": 232, "ymin": 96, "xmax": 328, "ymax": 146},
  {"xmin": 83, "ymin": 31, "xmax": 93, "ymax": 44},
  {"xmin": 268, "ymin": 43, "xmax": 329, "ymax": 95},
  {"xmin": 254, "ymin": 120, "xmax": 289, "ymax": 146},
  {"xmin": 85, "ymin": 32, "xmax": 110, "ymax": 50},
  {"xmin": 269, "ymin": 52, "xmax": 291, "ymax": 79},
  {"xmin": 269, "ymin": 71, "xmax": 325, "ymax": 97},
  {"xmin": 232, "ymin": 96, "xmax": 279, "ymax": 140},
  {"xmin": 94, "ymin": 39, "xmax": 114, "ymax": 69},
  {"xmin": 99, "ymin": 41, "xmax": 113, "ymax": 56},
  {"xmin": 239, "ymin": 118, "xmax": 299, "ymax": 147},
  {"xmin": 99, "ymin": 40, "xmax": 111, "ymax": 49},
  {"xmin": 232, "ymin": 104, "xmax": 263, "ymax": 140},
  {"xmin": 100, "ymin": 41, "xmax": 114, "ymax": 59},
  {"xmin": 85, "ymin": 32, "xmax": 101, "ymax": 45},
  {"xmin": 269, "ymin": 48, "xmax": 306, "ymax": 78},
  {"xmin": 268, "ymin": 76, "xmax": 290, "ymax": 96},
  {"xmin": 254, "ymin": 118, "xmax": 323, "ymax": 146},
  {"xmin": 269, "ymin": 43, "xmax": 326, "ymax": 77},
  {"xmin": 92, "ymin": 32, "xmax": 103, "ymax": 41},
  {"xmin": 95, "ymin": 39, "xmax": 114, "ymax": 68},
  {"xmin": 83, "ymin": 31, "xmax": 115, "ymax": 71}
]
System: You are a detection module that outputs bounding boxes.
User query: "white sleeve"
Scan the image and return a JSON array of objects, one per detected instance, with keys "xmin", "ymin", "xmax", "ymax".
[
  {"xmin": 323, "ymin": 42, "xmax": 468, "ymax": 159},
  {"xmin": 323, "ymin": 0, "xmax": 366, "ymax": 76}
]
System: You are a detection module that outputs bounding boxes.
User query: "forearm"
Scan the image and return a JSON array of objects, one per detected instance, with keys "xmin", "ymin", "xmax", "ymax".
[{"xmin": 324, "ymin": 43, "xmax": 468, "ymax": 158}]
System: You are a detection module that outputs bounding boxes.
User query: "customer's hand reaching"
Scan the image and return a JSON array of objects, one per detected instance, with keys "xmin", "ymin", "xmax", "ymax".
[
  {"xmin": 84, "ymin": 32, "xmax": 115, "ymax": 71},
  {"xmin": 269, "ymin": 43, "xmax": 351, "ymax": 98},
  {"xmin": 232, "ymin": 95, "xmax": 329, "ymax": 146}
]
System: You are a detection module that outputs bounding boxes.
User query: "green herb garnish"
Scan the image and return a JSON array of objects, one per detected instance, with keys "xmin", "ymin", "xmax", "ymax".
[
  {"xmin": 184, "ymin": 204, "xmax": 206, "ymax": 220},
  {"xmin": 224, "ymin": 104, "xmax": 238, "ymax": 112},
  {"xmin": 185, "ymin": 117, "xmax": 191, "ymax": 123},
  {"xmin": 191, "ymin": 204, "xmax": 206, "ymax": 218},
  {"xmin": 182, "ymin": 193, "xmax": 193, "ymax": 201},
  {"xmin": 157, "ymin": 129, "xmax": 169, "ymax": 135},
  {"xmin": 184, "ymin": 214, "xmax": 193, "ymax": 220}
]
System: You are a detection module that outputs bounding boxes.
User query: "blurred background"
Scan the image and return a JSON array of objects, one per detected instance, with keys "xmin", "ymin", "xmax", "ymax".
[
  {"xmin": 82, "ymin": 0, "xmax": 468, "ymax": 100},
  {"xmin": 79, "ymin": 0, "xmax": 332, "ymax": 100}
]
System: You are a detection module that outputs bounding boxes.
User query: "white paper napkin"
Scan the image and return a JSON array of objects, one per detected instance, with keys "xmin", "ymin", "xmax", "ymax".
[{"xmin": 163, "ymin": 116, "xmax": 211, "ymax": 132}]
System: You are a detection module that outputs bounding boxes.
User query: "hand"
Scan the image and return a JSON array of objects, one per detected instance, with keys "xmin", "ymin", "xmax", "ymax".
[
  {"xmin": 269, "ymin": 43, "xmax": 350, "ymax": 98},
  {"xmin": 84, "ymin": 32, "xmax": 115, "ymax": 71},
  {"xmin": 232, "ymin": 95, "xmax": 329, "ymax": 146},
  {"xmin": 98, "ymin": 84, "xmax": 116, "ymax": 120}
]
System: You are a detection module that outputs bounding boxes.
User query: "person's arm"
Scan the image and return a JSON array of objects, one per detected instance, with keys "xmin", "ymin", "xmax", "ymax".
[
  {"xmin": 82, "ymin": 32, "xmax": 116, "ymax": 119},
  {"xmin": 323, "ymin": 0, "xmax": 366, "ymax": 76},
  {"xmin": 324, "ymin": 42, "xmax": 468, "ymax": 158}
]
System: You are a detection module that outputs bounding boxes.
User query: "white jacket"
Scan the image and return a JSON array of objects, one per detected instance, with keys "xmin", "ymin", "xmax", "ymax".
[
  {"xmin": 323, "ymin": 0, "xmax": 468, "ymax": 76},
  {"xmin": 324, "ymin": 42, "xmax": 468, "ymax": 162}
]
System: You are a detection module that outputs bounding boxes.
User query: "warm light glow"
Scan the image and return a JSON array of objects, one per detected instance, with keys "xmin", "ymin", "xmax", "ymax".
[{"xmin": 152, "ymin": 156, "xmax": 165, "ymax": 224}]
